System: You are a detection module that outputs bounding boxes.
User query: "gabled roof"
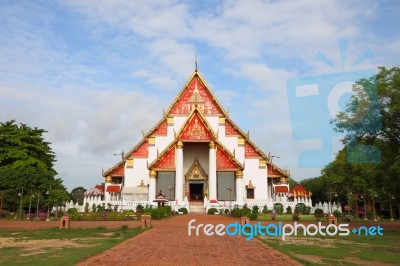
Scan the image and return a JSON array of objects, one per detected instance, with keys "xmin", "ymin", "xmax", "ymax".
[
  {"xmin": 164, "ymin": 70, "xmax": 228, "ymax": 116},
  {"xmin": 103, "ymin": 116, "xmax": 167, "ymax": 176},
  {"xmin": 148, "ymin": 142, "xmax": 176, "ymax": 170},
  {"xmin": 178, "ymin": 107, "xmax": 216, "ymax": 141},
  {"xmin": 225, "ymin": 117, "xmax": 289, "ymax": 177},
  {"xmin": 216, "ymin": 143, "xmax": 243, "ymax": 171},
  {"xmin": 148, "ymin": 108, "xmax": 243, "ymax": 171},
  {"xmin": 103, "ymin": 69, "xmax": 288, "ymax": 178},
  {"xmin": 103, "ymin": 162, "xmax": 124, "ymax": 177}
]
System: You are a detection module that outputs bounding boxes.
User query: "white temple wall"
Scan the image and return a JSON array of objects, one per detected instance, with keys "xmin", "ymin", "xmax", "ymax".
[
  {"xmin": 205, "ymin": 116, "xmax": 219, "ymax": 133},
  {"xmin": 243, "ymin": 158, "xmax": 268, "ymax": 201},
  {"xmin": 154, "ymin": 126, "xmax": 175, "ymax": 154},
  {"xmin": 124, "ymin": 158, "xmax": 149, "ymax": 187},
  {"xmin": 148, "ymin": 141, "xmax": 157, "ymax": 165},
  {"xmin": 173, "ymin": 116, "xmax": 188, "ymax": 133}
]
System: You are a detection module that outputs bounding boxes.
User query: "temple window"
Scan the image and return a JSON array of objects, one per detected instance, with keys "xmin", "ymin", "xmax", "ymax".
[
  {"xmin": 246, "ymin": 188, "xmax": 254, "ymax": 199},
  {"xmin": 245, "ymin": 180, "xmax": 255, "ymax": 199}
]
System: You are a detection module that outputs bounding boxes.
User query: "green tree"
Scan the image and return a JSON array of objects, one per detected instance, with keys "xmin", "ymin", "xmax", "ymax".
[
  {"xmin": 329, "ymin": 67, "xmax": 400, "ymax": 218},
  {"xmin": 70, "ymin": 186, "xmax": 86, "ymax": 205},
  {"xmin": 0, "ymin": 120, "xmax": 66, "ymax": 214}
]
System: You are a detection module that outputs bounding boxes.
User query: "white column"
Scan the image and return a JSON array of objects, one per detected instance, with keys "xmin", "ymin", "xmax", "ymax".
[
  {"xmin": 209, "ymin": 141, "xmax": 217, "ymax": 200},
  {"xmin": 104, "ymin": 176, "xmax": 111, "ymax": 202},
  {"xmin": 176, "ymin": 141, "xmax": 184, "ymax": 204},
  {"xmin": 235, "ymin": 171, "xmax": 243, "ymax": 205},
  {"xmin": 149, "ymin": 170, "xmax": 157, "ymax": 204}
]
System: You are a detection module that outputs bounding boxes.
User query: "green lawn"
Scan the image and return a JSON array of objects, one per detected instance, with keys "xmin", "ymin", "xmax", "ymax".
[
  {"xmin": 0, "ymin": 226, "xmax": 146, "ymax": 265},
  {"xmin": 258, "ymin": 229, "xmax": 400, "ymax": 265}
]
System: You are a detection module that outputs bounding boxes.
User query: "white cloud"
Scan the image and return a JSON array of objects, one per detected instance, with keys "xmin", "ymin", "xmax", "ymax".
[{"xmin": 1, "ymin": 0, "xmax": 399, "ymax": 190}]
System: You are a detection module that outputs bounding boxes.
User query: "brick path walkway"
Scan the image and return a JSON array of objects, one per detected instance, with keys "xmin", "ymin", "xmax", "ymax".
[{"xmin": 78, "ymin": 214, "xmax": 301, "ymax": 266}]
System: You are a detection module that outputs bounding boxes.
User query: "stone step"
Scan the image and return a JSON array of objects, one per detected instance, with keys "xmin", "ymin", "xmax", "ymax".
[{"xmin": 189, "ymin": 204, "xmax": 206, "ymax": 214}]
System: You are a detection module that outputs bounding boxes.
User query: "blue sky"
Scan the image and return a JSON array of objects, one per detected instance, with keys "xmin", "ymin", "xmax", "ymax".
[{"xmin": 1, "ymin": 0, "xmax": 399, "ymax": 191}]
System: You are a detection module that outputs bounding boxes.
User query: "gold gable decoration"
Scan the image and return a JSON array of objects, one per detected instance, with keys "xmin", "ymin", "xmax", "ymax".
[
  {"xmin": 246, "ymin": 180, "xmax": 255, "ymax": 189},
  {"xmin": 126, "ymin": 159, "xmax": 134, "ymax": 168},
  {"xmin": 185, "ymin": 158, "xmax": 208, "ymax": 181}
]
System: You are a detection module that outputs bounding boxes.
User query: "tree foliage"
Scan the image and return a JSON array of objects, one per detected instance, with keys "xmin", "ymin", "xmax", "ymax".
[
  {"xmin": 70, "ymin": 186, "xmax": 86, "ymax": 205},
  {"xmin": 316, "ymin": 67, "xmax": 400, "ymax": 218},
  {"xmin": 0, "ymin": 120, "xmax": 68, "ymax": 213}
]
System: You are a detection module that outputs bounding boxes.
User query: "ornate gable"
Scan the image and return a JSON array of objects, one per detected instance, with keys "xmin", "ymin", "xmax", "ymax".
[
  {"xmin": 216, "ymin": 144, "xmax": 241, "ymax": 170},
  {"xmin": 244, "ymin": 141, "xmax": 262, "ymax": 158},
  {"xmin": 152, "ymin": 119, "xmax": 168, "ymax": 136},
  {"xmin": 185, "ymin": 158, "xmax": 207, "ymax": 180},
  {"xmin": 110, "ymin": 163, "xmax": 124, "ymax": 176},
  {"xmin": 130, "ymin": 140, "xmax": 149, "ymax": 158},
  {"xmin": 179, "ymin": 110, "xmax": 214, "ymax": 141},
  {"xmin": 225, "ymin": 119, "xmax": 242, "ymax": 136},
  {"xmin": 150, "ymin": 144, "xmax": 176, "ymax": 170},
  {"xmin": 167, "ymin": 73, "xmax": 224, "ymax": 115},
  {"xmin": 268, "ymin": 163, "xmax": 286, "ymax": 177}
]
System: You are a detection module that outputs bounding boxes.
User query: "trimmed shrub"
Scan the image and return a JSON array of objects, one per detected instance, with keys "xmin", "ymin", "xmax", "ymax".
[
  {"xmin": 286, "ymin": 206, "xmax": 292, "ymax": 214},
  {"xmin": 314, "ymin": 208, "xmax": 324, "ymax": 221},
  {"xmin": 342, "ymin": 215, "xmax": 353, "ymax": 222},
  {"xmin": 305, "ymin": 206, "xmax": 311, "ymax": 215},
  {"xmin": 294, "ymin": 203, "xmax": 306, "ymax": 214},
  {"xmin": 249, "ymin": 212, "xmax": 257, "ymax": 220},
  {"xmin": 262, "ymin": 204, "xmax": 268, "ymax": 214},
  {"xmin": 230, "ymin": 207, "xmax": 241, "ymax": 217},
  {"xmin": 207, "ymin": 208, "xmax": 218, "ymax": 215},
  {"xmin": 292, "ymin": 212, "xmax": 300, "ymax": 221},
  {"xmin": 273, "ymin": 203, "xmax": 283, "ymax": 215},
  {"xmin": 68, "ymin": 208, "xmax": 78, "ymax": 214},
  {"xmin": 136, "ymin": 204, "xmax": 144, "ymax": 214},
  {"xmin": 178, "ymin": 207, "xmax": 188, "ymax": 214},
  {"xmin": 252, "ymin": 205, "xmax": 259, "ymax": 214},
  {"xmin": 242, "ymin": 205, "xmax": 251, "ymax": 218},
  {"xmin": 333, "ymin": 210, "xmax": 343, "ymax": 218}
]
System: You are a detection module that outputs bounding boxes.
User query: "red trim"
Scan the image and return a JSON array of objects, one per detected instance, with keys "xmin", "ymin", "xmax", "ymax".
[
  {"xmin": 106, "ymin": 185, "xmax": 121, "ymax": 192},
  {"xmin": 274, "ymin": 185, "xmax": 289, "ymax": 193}
]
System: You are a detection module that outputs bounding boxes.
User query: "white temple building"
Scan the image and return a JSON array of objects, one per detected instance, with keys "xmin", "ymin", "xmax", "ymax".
[{"xmin": 77, "ymin": 68, "xmax": 315, "ymax": 213}]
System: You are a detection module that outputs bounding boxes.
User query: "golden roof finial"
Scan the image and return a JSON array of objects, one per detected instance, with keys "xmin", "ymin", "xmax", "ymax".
[{"xmin": 195, "ymin": 55, "xmax": 198, "ymax": 72}]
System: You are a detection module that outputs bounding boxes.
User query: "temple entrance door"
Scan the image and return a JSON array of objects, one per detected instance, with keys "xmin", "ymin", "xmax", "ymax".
[{"xmin": 189, "ymin": 182, "xmax": 204, "ymax": 202}]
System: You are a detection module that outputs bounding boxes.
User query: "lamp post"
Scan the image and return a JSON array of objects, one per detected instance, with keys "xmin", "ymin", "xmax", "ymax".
[
  {"xmin": 18, "ymin": 189, "xmax": 24, "ymax": 220},
  {"xmin": 147, "ymin": 184, "xmax": 150, "ymax": 205},
  {"xmin": 28, "ymin": 190, "xmax": 35, "ymax": 219},
  {"xmin": 168, "ymin": 186, "xmax": 174, "ymax": 205},
  {"xmin": 268, "ymin": 154, "xmax": 280, "ymax": 201},
  {"xmin": 226, "ymin": 186, "xmax": 233, "ymax": 212}
]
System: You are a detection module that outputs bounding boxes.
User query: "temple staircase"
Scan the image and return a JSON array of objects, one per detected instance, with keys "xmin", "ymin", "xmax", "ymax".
[{"xmin": 189, "ymin": 201, "xmax": 206, "ymax": 214}]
